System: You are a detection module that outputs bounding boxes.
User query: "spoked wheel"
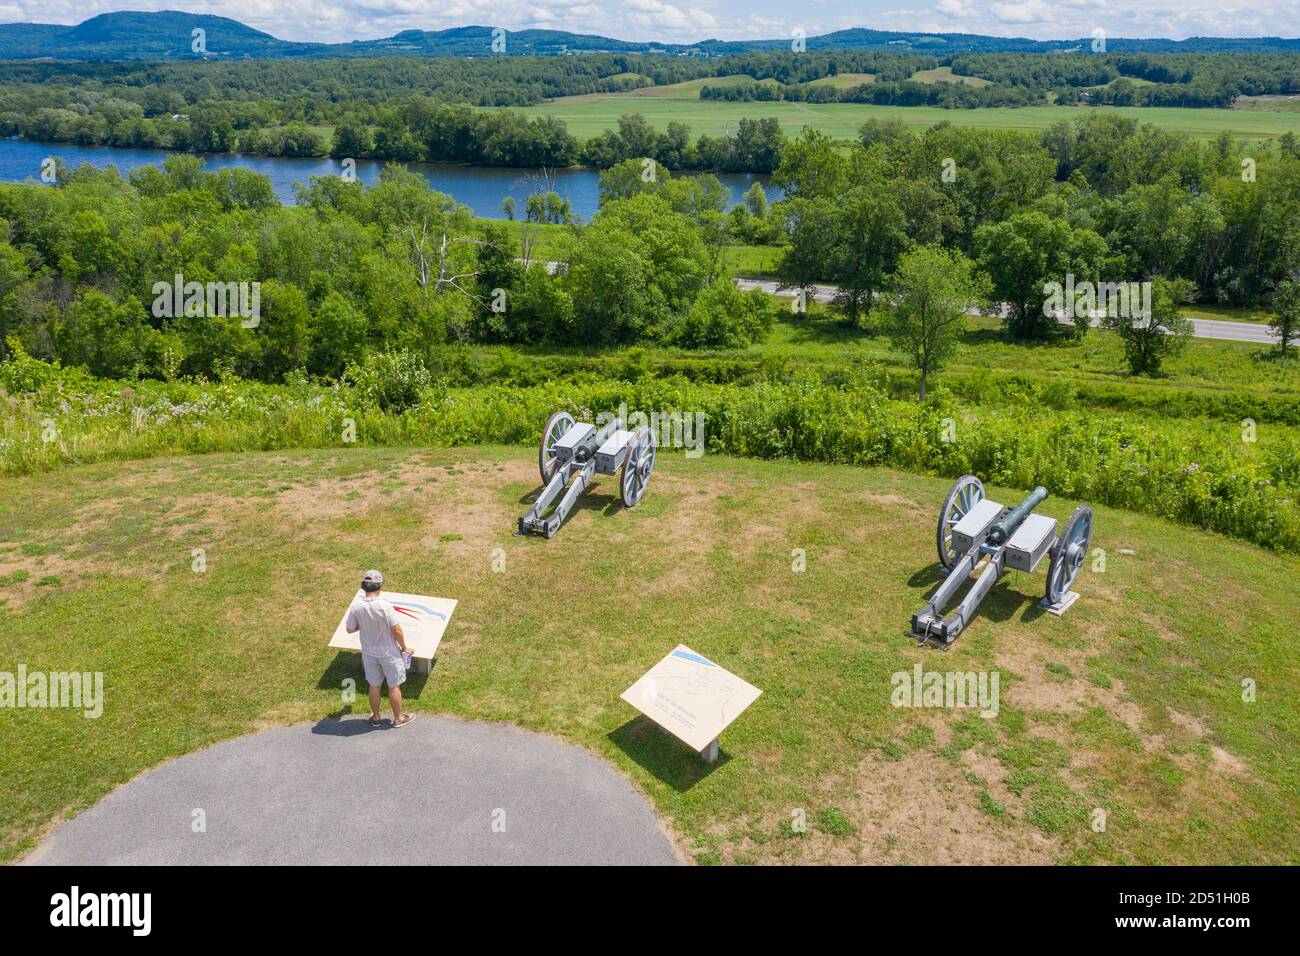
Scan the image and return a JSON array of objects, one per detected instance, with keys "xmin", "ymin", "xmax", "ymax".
[
  {"xmin": 937, "ymin": 475, "xmax": 985, "ymax": 570},
  {"xmin": 1045, "ymin": 504, "xmax": 1092, "ymax": 606},
  {"xmin": 538, "ymin": 411, "xmax": 574, "ymax": 484},
  {"xmin": 620, "ymin": 427, "xmax": 656, "ymax": 508}
]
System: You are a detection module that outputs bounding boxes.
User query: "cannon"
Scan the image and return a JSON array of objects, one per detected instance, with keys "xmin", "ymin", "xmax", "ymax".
[
  {"xmin": 517, "ymin": 411, "xmax": 656, "ymax": 538},
  {"xmin": 910, "ymin": 475, "xmax": 1093, "ymax": 646}
]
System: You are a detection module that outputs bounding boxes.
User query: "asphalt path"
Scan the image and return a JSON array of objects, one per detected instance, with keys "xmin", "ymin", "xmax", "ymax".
[
  {"xmin": 732, "ymin": 277, "xmax": 1281, "ymax": 344},
  {"xmin": 26, "ymin": 716, "xmax": 678, "ymax": 865}
]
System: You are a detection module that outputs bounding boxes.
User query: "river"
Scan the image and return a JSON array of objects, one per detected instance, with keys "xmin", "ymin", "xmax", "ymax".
[{"xmin": 0, "ymin": 138, "xmax": 778, "ymax": 220}]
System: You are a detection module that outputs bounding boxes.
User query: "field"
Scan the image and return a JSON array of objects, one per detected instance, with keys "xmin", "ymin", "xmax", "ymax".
[
  {"xmin": 1234, "ymin": 94, "xmax": 1300, "ymax": 112},
  {"xmin": 2, "ymin": 446, "xmax": 1297, "ymax": 865},
  {"xmin": 808, "ymin": 73, "xmax": 876, "ymax": 89},
  {"xmin": 511, "ymin": 94, "xmax": 1300, "ymax": 143},
  {"xmin": 608, "ymin": 74, "xmax": 776, "ymax": 98},
  {"xmin": 910, "ymin": 67, "xmax": 992, "ymax": 87}
]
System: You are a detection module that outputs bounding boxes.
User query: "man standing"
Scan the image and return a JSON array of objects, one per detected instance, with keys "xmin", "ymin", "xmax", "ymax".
[{"xmin": 345, "ymin": 570, "xmax": 416, "ymax": 728}]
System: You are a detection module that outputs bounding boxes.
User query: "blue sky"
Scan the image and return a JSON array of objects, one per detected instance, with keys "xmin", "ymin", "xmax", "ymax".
[{"xmin": 0, "ymin": 0, "xmax": 1294, "ymax": 45}]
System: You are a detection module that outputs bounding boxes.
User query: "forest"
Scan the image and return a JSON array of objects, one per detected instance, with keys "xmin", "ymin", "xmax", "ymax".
[
  {"xmin": 1, "ymin": 110, "xmax": 1299, "ymax": 555},
  {"xmin": 2, "ymin": 50, "xmax": 1300, "ymax": 168},
  {"xmin": 2, "ymin": 110, "xmax": 1298, "ymax": 387}
]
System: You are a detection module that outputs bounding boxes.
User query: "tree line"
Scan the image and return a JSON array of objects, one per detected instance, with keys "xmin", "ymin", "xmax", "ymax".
[
  {"xmin": 0, "ymin": 156, "xmax": 779, "ymax": 385},
  {"xmin": 770, "ymin": 112, "xmax": 1300, "ymax": 383},
  {"xmin": 1, "ymin": 109, "xmax": 1297, "ymax": 398}
]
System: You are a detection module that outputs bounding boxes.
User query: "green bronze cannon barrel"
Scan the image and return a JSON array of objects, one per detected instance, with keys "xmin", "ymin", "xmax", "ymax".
[{"xmin": 987, "ymin": 486, "xmax": 1048, "ymax": 546}]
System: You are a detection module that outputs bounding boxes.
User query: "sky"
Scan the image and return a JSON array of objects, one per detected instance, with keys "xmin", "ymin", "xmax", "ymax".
[{"xmin": 0, "ymin": 0, "xmax": 1295, "ymax": 46}]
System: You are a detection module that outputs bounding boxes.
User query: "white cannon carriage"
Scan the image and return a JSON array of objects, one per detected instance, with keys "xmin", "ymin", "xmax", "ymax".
[
  {"xmin": 517, "ymin": 411, "xmax": 656, "ymax": 538},
  {"xmin": 911, "ymin": 476, "xmax": 1093, "ymax": 645}
]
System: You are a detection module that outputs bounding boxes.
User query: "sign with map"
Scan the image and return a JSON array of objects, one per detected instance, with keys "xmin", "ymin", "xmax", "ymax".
[
  {"xmin": 620, "ymin": 645, "xmax": 762, "ymax": 753},
  {"xmin": 328, "ymin": 591, "xmax": 457, "ymax": 662}
]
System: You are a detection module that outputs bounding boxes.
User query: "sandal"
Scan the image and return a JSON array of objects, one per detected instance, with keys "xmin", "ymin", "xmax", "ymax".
[
  {"xmin": 368, "ymin": 715, "xmax": 382, "ymax": 728},
  {"xmin": 393, "ymin": 713, "xmax": 416, "ymax": 729}
]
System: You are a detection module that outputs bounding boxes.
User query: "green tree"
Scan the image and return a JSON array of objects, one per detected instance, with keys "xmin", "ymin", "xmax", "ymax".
[
  {"xmin": 0, "ymin": 233, "xmax": 30, "ymax": 359},
  {"xmin": 598, "ymin": 158, "xmax": 661, "ymax": 206},
  {"xmin": 666, "ymin": 281, "xmax": 777, "ymax": 349},
  {"xmin": 54, "ymin": 291, "xmax": 157, "ymax": 379},
  {"xmin": 771, "ymin": 127, "xmax": 845, "ymax": 201},
  {"xmin": 777, "ymin": 197, "xmax": 838, "ymax": 301},
  {"xmin": 331, "ymin": 118, "xmax": 372, "ymax": 160},
  {"xmin": 883, "ymin": 246, "xmax": 988, "ymax": 401},
  {"xmin": 828, "ymin": 188, "xmax": 909, "ymax": 326},
  {"xmin": 253, "ymin": 280, "xmax": 311, "ymax": 380},
  {"xmin": 561, "ymin": 194, "xmax": 709, "ymax": 343},
  {"xmin": 1105, "ymin": 277, "xmax": 1194, "ymax": 375},
  {"xmin": 473, "ymin": 223, "xmax": 524, "ymax": 339},
  {"xmin": 1270, "ymin": 276, "xmax": 1300, "ymax": 359},
  {"xmin": 309, "ymin": 291, "xmax": 369, "ymax": 377},
  {"xmin": 976, "ymin": 211, "xmax": 1107, "ymax": 339}
]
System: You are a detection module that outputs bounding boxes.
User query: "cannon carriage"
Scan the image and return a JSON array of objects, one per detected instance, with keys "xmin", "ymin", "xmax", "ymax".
[
  {"xmin": 516, "ymin": 411, "xmax": 657, "ymax": 538},
  {"xmin": 911, "ymin": 476, "xmax": 1093, "ymax": 645}
]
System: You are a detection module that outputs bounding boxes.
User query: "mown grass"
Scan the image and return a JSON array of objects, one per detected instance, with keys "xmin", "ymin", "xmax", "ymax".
[
  {"xmin": 720, "ymin": 244, "xmax": 784, "ymax": 277},
  {"xmin": 511, "ymin": 96, "xmax": 1300, "ymax": 144},
  {"xmin": 1, "ymin": 447, "xmax": 1295, "ymax": 864}
]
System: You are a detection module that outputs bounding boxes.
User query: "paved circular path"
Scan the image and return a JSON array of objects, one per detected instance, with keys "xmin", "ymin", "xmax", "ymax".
[{"xmin": 28, "ymin": 716, "xmax": 678, "ymax": 865}]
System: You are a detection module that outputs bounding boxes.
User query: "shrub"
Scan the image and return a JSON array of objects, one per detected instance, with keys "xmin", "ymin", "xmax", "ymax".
[
  {"xmin": 342, "ymin": 349, "xmax": 431, "ymax": 413},
  {"xmin": 665, "ymin": 282, "xmax": 777, "ymax": 349},
  {"xmin": 3, "ymin": 362, "xmax": 1298, "ymax": 552}
]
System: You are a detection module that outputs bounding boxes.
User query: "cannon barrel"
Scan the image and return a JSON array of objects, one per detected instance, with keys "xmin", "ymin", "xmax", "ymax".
[
  {"xmin": 987, "ymin": 486, "xmax": 1048, "ymax": 546},
  {"xmin": 575, "ymin": 417, "xmax": 623, "ymax": 462}
]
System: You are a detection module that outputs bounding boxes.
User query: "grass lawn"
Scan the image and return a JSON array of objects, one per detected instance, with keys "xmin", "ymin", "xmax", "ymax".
[
  {"xmin": 1, "ymin": 447, "xmax": 1296, "ymax": 864},
  {"xmin": 609, "ymin": 75, "xmax": 769, "ymax": 99},
  {"xmin": 306, "ymin": 125, "xmax": 335, "ymax": 151},
  {"xmin": 1182, "ymin": 304, "xmax": 1279, "ymax": 325},
  {"xmin": 752, "ymin": 306, "xmax": 1299, "ymax": 406},
  {"xmin": 720, "ymin": 243, "xmax": 783, "ymax": 276},
  {"xmin": 481, "ymin": 218, "xmax": 573, "ymax": 261},
  {"xmin": 511, "ymin": 96, "xmax": 1300, "ymax": 144}
]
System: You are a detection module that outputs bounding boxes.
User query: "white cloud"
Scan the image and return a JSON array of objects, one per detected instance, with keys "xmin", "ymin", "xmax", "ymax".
[
  {"xmin": 989, "ymin": 0, "xmax": 1055, "ymax": 24},
  {"xmin": 621, "ymin": 0, "xmax": 717, "ymax": 37}
]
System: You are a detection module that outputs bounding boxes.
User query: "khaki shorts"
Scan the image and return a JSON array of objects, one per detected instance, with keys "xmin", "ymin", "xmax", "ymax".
[{"xmin": 362, "ymin": 652, "xmax": 406, "ymax": 688}]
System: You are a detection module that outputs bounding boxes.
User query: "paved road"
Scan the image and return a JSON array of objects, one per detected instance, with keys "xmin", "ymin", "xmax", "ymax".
[
  {"xmin": 733, "ymin": 277, "xmax": 1282, "ymax": 345},
  {"xmin": 26, "ymin": 716, "xmax": 678, "ymax": 866}
]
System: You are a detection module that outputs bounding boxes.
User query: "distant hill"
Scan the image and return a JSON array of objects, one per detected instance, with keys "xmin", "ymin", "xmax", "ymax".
[
  {"xmin": 0, "ymin": 11, "xmax": 1298, "ymax": 61},
  {"xmin": 0, "ymin": 12, "xmax": 322, "ymax": 60}
]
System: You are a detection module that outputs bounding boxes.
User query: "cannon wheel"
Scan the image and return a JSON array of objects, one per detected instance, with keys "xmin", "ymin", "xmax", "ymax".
[
  {"xmin": 538, "ymin": 411, "xmax": 575, "ymax": 484},
  {"xmin": 620, "ymin": 427, "xmax": 656, "ymax": 508},
  {"xmin": 937, "ymin": 475, "xmax": 985, "ymax": 570},
  {"xmin": 1046, "ymin": 504, "xmax": 1093, "ymax": 606}
]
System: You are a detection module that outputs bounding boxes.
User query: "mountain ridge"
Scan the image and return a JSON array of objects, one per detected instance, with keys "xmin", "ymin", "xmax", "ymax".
[{"xmin": 1, "ymin": 11, "xmax": 1298, "ymax": 60}]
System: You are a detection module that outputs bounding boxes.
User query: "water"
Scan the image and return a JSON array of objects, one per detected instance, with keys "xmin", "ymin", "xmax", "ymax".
[{"xmin": 0, "ymin": 138, "xmax": 778, "ymax": 220}]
